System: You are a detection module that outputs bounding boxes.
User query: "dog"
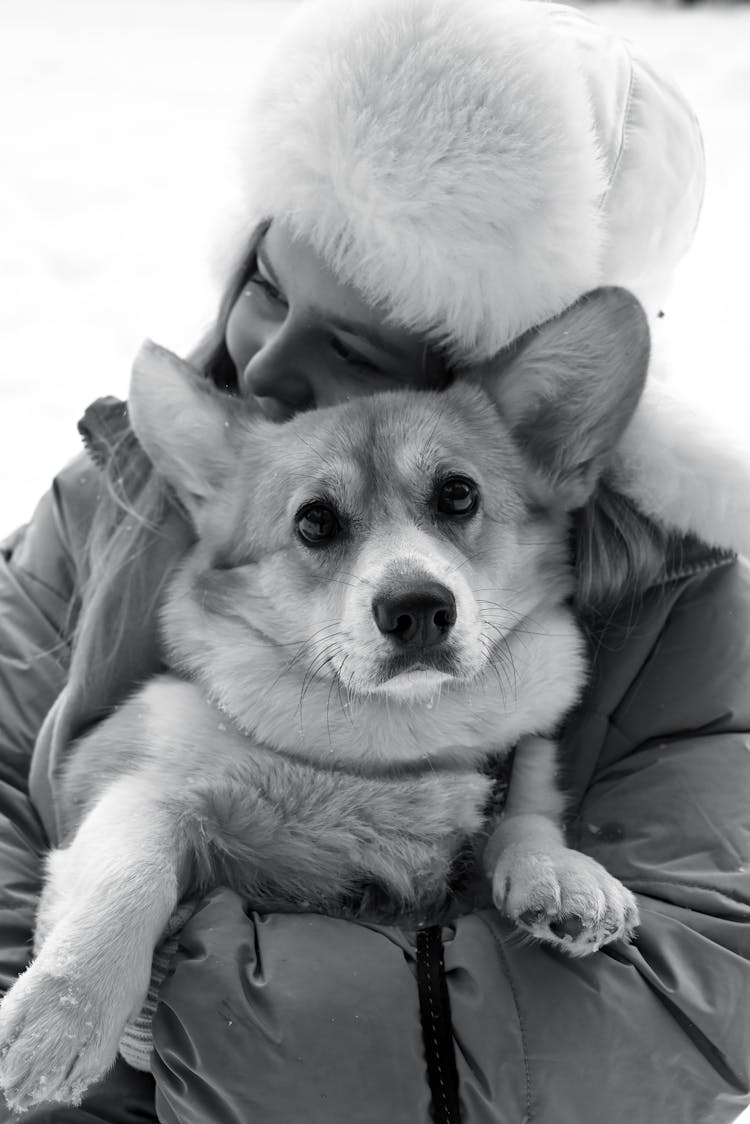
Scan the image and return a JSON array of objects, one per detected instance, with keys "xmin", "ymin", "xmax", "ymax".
[{"xmin": 0, "ymin": 286, "xmax": 647, "ymax": 1110}]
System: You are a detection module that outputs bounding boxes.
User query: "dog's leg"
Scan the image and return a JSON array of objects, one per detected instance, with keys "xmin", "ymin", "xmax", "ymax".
[
  {"xmin": 485, "ymin": 735, "xmax": 639, "ymax": 956},
  {"xmin": 0, "ymin": 775, "xmax": 185, "ymax": 1111}
]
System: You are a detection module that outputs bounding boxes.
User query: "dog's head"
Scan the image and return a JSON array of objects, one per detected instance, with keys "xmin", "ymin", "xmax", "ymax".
[{"xmin": 129, "ymin": 287, "xmax": 648, "ymax": 728}]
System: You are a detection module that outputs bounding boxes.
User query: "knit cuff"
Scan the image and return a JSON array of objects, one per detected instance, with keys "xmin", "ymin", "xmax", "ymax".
[{"xmin": 119, "ymin": 903, "xmax": 196, "ymax": 1072}]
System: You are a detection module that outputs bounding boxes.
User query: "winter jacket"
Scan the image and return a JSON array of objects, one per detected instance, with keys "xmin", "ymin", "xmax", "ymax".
[{"xmin": 1, "ymin": 446, "xmax": 749, "ymax": 1124}]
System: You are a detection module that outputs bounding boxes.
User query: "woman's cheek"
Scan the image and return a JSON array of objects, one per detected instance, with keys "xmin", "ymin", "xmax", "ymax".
[{"xmin": 225, "ymin": 294, "xmax": 262, "ymax": 375}]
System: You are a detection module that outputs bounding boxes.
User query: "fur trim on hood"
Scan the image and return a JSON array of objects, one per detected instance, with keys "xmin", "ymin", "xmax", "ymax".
[
  {"xmin": 223, "ymin": 0, "xmax": 750, "ymax": 558},
  {"xmin": 238, "ymin": 0, "xmax": 704, "ymax": 357}
]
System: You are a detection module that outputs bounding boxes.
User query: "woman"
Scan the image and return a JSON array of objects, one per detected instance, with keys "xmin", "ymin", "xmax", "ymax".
[{"xmin": 1, "ymin": 0, "xmax": 749, "ymax": 1121}]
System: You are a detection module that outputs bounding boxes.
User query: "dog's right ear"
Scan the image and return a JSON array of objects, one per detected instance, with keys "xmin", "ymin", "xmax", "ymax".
[
  {"xmin": 128, "ymin": 341, "xmax": 235, "ymax": 522},
  {"xmin": 474, "ymin": 287, "xmax": 650, "ymax": 510}
]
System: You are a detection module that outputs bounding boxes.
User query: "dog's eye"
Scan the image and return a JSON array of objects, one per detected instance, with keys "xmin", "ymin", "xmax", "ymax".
[
  {"xmin": 437, "ymin": 476, "xmax": 479, "ymax": 518},
  {"xmin": 296, "ymin": 503, "xmax": 341, "ymax": 546}
]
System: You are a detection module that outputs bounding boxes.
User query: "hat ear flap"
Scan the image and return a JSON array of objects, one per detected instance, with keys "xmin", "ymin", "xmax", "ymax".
[
  {"xmin": 128, "ymin": 341, "xmax": 235, "ymax": 522},
  {"xmin": 481, "ymin": 287, "xmax": 650, "ymax": 510}
]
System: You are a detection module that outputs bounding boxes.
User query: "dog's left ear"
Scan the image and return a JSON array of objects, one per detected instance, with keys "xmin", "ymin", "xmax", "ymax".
[
  {"xmin": 476, "ymin": 287, "xmax": 650, "ymax": 510},
  {"xmin": 128, "ymin": 341, "xmax": 235, "ymax": 523}
]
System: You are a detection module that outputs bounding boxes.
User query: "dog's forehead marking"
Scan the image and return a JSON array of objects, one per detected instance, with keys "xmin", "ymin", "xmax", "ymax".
[
  {"xmin": 357, "ymin": 400, "xmax": 484, "ymax": 484},
  {"xmin": 293, "ymin": 456, "xmax": 368, "ymax": 508},
  {"xmin": 392, "ymin": 441, "xmax": 477, "ymax": 488},
  {"xmin": 251, "ymin": 389, "xmax": 518, "ymax": 527},
  {"xmin": 278, "ymin": 409, "xmax": 407, "ymax": 506},
  {"xmin": 319, "ymin": 426, "xmax": 472, "ymax": 516}
]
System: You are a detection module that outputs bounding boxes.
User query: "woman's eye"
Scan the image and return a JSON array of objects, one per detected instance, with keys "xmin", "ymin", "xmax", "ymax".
[
  {"xmin": 329, "ymin": 335, "xmax": 378, "ymax": 372},
  {"xmin": 295, "ymin": 503, "xmax": 341, "ymax": 546},
  {"xmin": 247, "ymin": 271, "xmax": 286, "ymax": 305},
  {"xmin": 436, "ymin": 476, "xmax": 480, "ymax": 518}
]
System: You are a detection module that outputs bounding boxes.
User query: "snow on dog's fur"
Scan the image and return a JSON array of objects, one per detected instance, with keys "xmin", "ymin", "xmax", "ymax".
[{"xmin": 0, "ymin": 287, "xmax": 646, "ymax": 1110}]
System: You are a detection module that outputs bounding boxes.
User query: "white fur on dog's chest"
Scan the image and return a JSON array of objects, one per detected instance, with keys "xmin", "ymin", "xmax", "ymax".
[
  {"xmin": 141, "ymin": 674, "xmax": 495, "ymax": 837},
  {"xmin": 119, "ymin": 676, "xmax": 495, "ymax": 913}
]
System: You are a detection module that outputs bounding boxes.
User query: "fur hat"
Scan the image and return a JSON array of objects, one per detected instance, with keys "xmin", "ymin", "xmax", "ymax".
[{"xmin": 227, "ymin": 0, "xmax": 750, "ymax": 557}]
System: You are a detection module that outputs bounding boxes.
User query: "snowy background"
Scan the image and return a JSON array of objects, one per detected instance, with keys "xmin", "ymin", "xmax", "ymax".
[{"xmin": 1, "ymin": 0, "xmax": 749, "ymax": 540}]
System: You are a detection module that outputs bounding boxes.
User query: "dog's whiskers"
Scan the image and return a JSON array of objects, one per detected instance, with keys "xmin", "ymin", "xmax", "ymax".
[
  {"xmin": 298, "ymin": 646, "xmax": 341, "ymax": 735},
  {"xmin": 476, "ymin": 601, "xmax": 548, "ymax": 651},
  {"xmin": 479, "ymin": 625, "xmax": 520, "ymax": 706},
  {"xmin": 478, "ymin": 633, "xmax": 507, "ymax": 702},
  {"xmin": 334, "ymin": 570, "xmax": 377, "ymax": 590},
  {"xmin": 299, "ymin": 640, "xmax": 346, "ymax": 709},
  {"xmin": 499, "ymin": 634, "xmax": 519, "ymax": 703},
  {"xmin": 345, "ymin": 665, "xmax": 359, "ymax": 704},
  {"xmin": 269, "ymin": 623, "xmax": 346, "ymax": 691},
  {"xmin": 469, "ymin": 586, "xmax": 523, "ymax": 595},
  {"xmin": 335, "ymin": 655, "xmax": 356, "ymax": 725},
  {"xmin": 326, "ymin": 663, "xmax": 341, "ymax": 749},
  {"xmin": 446, "ymin": 547, "xmax": 499, "ymax": 575}
]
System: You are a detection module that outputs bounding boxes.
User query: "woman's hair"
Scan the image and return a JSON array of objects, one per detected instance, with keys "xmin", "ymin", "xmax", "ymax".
[
  {"xmin": 68, "ymin": 225, "xmax": 266, "ymax": 684},
  {"xmin": 69, "ymin": 223, "xmax": 670, "ymax": 685},
  {"xmin": 572, "ymin": 484, "xmax": 670, "ymax": 626}
]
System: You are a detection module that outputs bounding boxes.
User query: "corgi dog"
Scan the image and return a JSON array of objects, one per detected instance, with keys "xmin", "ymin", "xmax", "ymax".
[{"xmin": 0, "ymin": 287, "xmax": 647, "ymax": 1110}]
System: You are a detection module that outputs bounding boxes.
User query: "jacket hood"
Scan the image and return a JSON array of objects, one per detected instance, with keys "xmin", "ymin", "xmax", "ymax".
[{"xmin": 219, "ymin": 0, "xmax": 750, "ymax": 558}]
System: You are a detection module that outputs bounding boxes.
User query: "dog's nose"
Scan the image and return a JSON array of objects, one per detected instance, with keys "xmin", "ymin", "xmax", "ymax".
[{"xmin": 372, "ymin": 581, "xmax": 457, "ymax": 648}]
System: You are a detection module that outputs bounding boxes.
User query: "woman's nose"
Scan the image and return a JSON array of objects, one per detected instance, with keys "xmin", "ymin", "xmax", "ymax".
[{"xmin": 240, "ymin": 335, "xmax": 315, "ymax": 418}]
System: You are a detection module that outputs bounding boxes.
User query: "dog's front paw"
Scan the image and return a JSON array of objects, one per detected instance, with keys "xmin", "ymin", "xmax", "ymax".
[
  {"xmin": 0, "ymin": 962, "xmax": 122, "ymax": 1111},
  {"xmin": 492, "ymin": 844, "xmax": 639, "ymax": 957}
]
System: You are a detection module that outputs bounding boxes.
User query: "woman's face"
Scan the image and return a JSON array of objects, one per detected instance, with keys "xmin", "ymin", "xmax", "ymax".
[{"xmin": 225, "ymin": 221, "xmax": 445, "ymax": 420}]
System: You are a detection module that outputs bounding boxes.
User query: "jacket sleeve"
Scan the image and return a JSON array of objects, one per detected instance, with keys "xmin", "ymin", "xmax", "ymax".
[
  {"xmin": 0, "ymin": 457, "xmax": 97, "ymax": 990},
  {"xmin": 0, "ymin": 460, "xmax": 171, "ymax": 1123},
  {"xmin": 149, "ymin": 557, "xmax": 750, "ymax": 1124}
]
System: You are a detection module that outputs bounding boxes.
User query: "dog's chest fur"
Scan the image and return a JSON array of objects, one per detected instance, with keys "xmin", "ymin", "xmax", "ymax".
[{"xmin": 63, "ymin": 675, "xmax": 500, "ymax": 919}]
